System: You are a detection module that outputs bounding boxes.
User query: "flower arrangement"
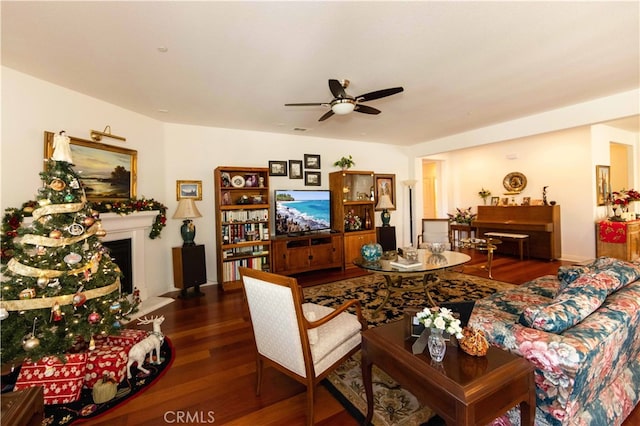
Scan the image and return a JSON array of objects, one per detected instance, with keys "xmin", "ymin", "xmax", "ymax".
[
  {"xmin": 478, "ymin": 188, "xmax": 491, "ymax": 200},
  {"xmin": 612, "ymin": 189, "xmax": 640, "ymax": 207},
  {"xmin": 344, "ymin": 209, "xmax": 362, "ymax": 231},
  {"xmin": 416, "ymin": 307, "xmax": 463, "ymax": 338},
  {"xmin": 447, "ymin": 207, "xmax": 476, "ymax": 224}
]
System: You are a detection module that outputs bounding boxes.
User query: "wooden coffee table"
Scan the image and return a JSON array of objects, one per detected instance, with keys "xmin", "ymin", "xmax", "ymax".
[{"xmin": 362, "ymin": 320, "xmax": 535, "ymax": 426}]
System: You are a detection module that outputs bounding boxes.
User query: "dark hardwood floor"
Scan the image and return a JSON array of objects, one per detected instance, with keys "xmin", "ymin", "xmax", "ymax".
[{"xmin": 92, "ymin": 250, "xmax": 640, "ymax": 425}]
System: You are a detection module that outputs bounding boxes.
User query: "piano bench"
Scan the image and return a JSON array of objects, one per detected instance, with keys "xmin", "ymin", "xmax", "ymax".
[{"xmin": 483, "ymin": 232, "xmax": 530, "ymax": 261}]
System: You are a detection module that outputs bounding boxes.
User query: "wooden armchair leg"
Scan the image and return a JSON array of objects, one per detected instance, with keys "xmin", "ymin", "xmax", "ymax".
[
  {"xmin": 255, "ymin": 357, "xmax": 263, "ymax": 396},
  {"xmin": 306, "ymin": 383, "xmax": 315, "ymax": 426}
]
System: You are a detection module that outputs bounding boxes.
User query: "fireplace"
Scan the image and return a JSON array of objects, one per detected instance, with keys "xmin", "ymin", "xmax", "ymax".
[
  {"xmin": 99, "ymin": 211, "xmax": 173, "ymax": 318},
  {"xmin": 22, "ymin": 210, "xmax": 173, "ymax": 318},
  {"xmin": 102, "ymin": 238, "xmax": 133, "ymax": 294}
]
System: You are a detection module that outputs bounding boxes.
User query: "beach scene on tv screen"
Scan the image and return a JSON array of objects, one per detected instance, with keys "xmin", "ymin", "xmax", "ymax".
[{"xmin": 275, "ymin": 190, "xmax": 331, "ymax": 235}]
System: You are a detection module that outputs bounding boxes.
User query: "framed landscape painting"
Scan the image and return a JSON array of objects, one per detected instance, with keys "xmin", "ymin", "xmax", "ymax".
[
  {"xmin": 176, "ymin": 180, "xmax": 202, "ymax": 200},
  {"xmin": 44, "ymin": 131, "xmax": 137, "ymax": 201}
]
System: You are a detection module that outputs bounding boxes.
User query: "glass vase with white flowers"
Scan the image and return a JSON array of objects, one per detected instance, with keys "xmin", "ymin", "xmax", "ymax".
[
  {"xmin": 416, "ymin": 307, "xmax": 464, "ymax": 337},
  {"xmin": 416, "ymin": 306, "xmax": 464, "ymax": 362}
]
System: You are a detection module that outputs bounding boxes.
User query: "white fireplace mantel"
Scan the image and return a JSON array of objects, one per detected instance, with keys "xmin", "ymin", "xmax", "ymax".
[
  {"xmin": 99, "ymin": 211, "xmax": 157, "ymax": 301},
  {"xmin": 22, "ymin": 210, "xmax": 172, "ymax": 317}
]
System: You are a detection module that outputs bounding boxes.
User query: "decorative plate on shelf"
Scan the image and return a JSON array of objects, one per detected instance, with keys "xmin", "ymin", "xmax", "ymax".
[
  {"xmin": 503, "ymin": 172, "xmax": 527, "ymax": 193},
  {"xmin": 231, "ymin": 175, "xmax": 246, "ymax": 188}
]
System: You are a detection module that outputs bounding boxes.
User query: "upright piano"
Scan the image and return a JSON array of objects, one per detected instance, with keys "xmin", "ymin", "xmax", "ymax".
[{"xmin": 472, "ymin": 205, "xmax": 561, "ymax": 260}]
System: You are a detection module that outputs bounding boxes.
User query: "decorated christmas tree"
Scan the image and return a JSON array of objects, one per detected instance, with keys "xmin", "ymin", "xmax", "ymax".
[{"xmin": 1, "ymin": 132, "xmax": 137, "ymax": 364}]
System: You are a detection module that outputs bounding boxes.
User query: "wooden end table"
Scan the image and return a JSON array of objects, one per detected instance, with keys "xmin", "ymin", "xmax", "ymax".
[{"xmin": 362, "ymin": 320, "xmax": 535, "ymax": 426}]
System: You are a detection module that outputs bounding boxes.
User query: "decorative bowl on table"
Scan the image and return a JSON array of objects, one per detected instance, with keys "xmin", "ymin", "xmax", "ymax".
[
  {"xmin": 361, "ymin": 243, "xmax": 383, "ymax": 262},
  {"xmin": 426, "ymin": 242, "xmax": 447, "ymax": 254}
]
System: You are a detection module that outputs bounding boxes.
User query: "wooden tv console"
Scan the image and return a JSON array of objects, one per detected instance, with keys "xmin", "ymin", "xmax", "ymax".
[{"xmin": 271, "ymin": 233, "xmax": 344, "ymax": 275}]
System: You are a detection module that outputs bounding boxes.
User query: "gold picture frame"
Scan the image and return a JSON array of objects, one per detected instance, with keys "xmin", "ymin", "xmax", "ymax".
[
  {"xmin": 44, "ymin": 131, "xmax": 137, "ymax": 201},
  {"xmin": 374, "ymin": 174, "xmax": 396, "ymax": 210},
  {"xmin": 596, "ymin": 165, "xmax": 611, "ymax": 206},
  {"xmin": 176, "ymin": 180, "xmax": 202, "ymax": 200}
]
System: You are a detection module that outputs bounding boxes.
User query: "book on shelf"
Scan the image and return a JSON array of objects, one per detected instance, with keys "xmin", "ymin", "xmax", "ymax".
[{"xmin": 390, "ymin": 257, "xmax": 422, "ymax": 269}]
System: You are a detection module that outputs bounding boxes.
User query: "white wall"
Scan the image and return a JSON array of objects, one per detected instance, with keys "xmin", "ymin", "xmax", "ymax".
[
  {"xmin": 412, "ymin": 126, "xmax": 639, "ymax": 262},
  {"xmin": 1, "ymin": 67, "xmax": 410, "ymax": 294},
  {"xmin": 3, "ymin": 66, "xmax": 638, "ymax": 284},
  {"xmin": 162, "ymin": 123, "xmax": 410, "ymax": 283},
  {"xmin": 2, "ymin": 67, "xmax": 167, "ymax": 297}
]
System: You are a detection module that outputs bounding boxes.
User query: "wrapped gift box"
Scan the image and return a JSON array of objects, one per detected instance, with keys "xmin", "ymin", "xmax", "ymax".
[
  {"xmin": 106, "ymin": 329, "xmax": 148, "ymax": 351},
  {"xmin": 84, "ymin": 344, "xmax": 128, "ymax": 388},
  {"xmin": 14, "ymin": 353, "xmax": 87, "ymax": 405}
]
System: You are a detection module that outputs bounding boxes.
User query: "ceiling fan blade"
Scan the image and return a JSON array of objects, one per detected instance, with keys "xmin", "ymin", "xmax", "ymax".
[
  {"xmin": 285, "ymin": 102, "xmax": 328, "ymax": 107},
  {"xmin": 318, "ymin": 110, "xmax": 335, "ymax": 121},
  {"xmin": 329, "ymin": 79, "xmax": 347, "ymax": 98},
  {"xmin": 354, "ymin": 104, "xmax": 381, "ymax": 115},
  {"xmin": 356, "ymin": 87, "xmax": 404, "ymax": 102}
]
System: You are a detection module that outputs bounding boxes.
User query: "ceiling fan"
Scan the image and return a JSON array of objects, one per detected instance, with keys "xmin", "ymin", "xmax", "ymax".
[{"xmin": 285, "ymin": 79, "xmax": 404, "ymax": 122}]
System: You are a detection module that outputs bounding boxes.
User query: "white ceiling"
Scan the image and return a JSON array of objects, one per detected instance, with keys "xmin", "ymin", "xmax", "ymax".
[{"xmin": 2, "ymin": 1, "xmax": 639, "ymax": 146}]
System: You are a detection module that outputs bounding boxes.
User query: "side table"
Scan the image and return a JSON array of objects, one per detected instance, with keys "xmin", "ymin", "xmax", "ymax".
[
  {"xmin": 172, "ymin": 244, "xmax": 207, "ymax": 297},
  {"xmin": 449, "ymin": 223, "xmax": 476, "ymax": 247},
  {"xmin": 376, "ymin": 226, "xmax": 397, "ymax": 252}
]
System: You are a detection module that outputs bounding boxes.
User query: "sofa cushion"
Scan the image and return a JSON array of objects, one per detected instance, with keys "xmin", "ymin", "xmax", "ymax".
[
  {"xmin": 520, "ymin": 271, "xmax": 618, "ymax": 333},
  {"xmin": 557, "ymin": 257, "xmax": 640, "ymax": 292}
]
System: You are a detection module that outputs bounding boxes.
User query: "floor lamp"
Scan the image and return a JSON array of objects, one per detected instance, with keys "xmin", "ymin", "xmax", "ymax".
[{"xmin": 402, "ymin": 180, "xmax": 417, "ymax": 246}]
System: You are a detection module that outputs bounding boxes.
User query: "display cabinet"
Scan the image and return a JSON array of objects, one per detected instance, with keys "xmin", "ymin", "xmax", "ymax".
[
  {"xmin": 329, "ymin": 170, "xmax": 377, "ymax": 269},
  {"xmin": 214, "ymin": 166, "xmax": 271, "ymax": 291}
]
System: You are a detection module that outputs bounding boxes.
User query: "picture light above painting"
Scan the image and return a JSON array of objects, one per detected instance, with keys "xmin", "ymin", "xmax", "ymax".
[{"xmin": 44, "ymin": 131, "xmax": 137, "ymax": 201}]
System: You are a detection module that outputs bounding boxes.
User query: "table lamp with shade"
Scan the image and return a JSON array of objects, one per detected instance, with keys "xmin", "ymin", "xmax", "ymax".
[
  {"xmin": 376, "ymin": 194, "xmax": 395, "ymax": 227},
  {"xmin": 172, "ymin": 199, "xmax": 202, "ymax": 246}
]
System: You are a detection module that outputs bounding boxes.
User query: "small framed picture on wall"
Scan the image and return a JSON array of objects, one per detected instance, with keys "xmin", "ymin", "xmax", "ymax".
[
  {"xmin": 176, "ymin": 180, "xmax": 202, "ymax": 200},
  {"xmin": 305, "ymin": 171, "xmax": 321, "ymax": 186},
  {"xmin": 304, "ymin": 154, "xmax": 321, "ymax": 169},
  {"xmin": 289, "ymin": 160, "xmax": 303, "ymax": 179},
  {"xmin": 269, "ymin": 161, "xmax": 288, "ymax": 176}
]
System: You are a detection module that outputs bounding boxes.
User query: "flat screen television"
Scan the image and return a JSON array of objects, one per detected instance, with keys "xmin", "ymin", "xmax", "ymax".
[{"xmin": 274, "ymin": 189, "xmax": 331, "ymax": 236}]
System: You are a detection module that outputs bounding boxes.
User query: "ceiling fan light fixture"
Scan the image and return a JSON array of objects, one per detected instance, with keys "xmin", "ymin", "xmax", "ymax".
[{"xmin": 331, "ymin": 99, "xmax": 356, "ymax": 115}]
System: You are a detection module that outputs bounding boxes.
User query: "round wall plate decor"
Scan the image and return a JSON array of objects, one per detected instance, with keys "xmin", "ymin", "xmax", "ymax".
[
  {"xmin": 231, "ymin": 175, "xmax": 246, "ymax": 188},
  {"xmin": 503, "ymin": 172, "xmax": 527, "ymax": 193}
]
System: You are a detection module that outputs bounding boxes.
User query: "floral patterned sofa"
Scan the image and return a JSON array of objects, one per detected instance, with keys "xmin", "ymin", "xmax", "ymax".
[{"xmin": 468, "ymin": 257, "xmax": 640, "ymax": 426}]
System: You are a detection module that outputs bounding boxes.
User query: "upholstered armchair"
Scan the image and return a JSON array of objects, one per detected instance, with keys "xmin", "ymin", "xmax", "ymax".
[
  {"xmin": 417, "ymin": 218, "xmax": 451, "ymax": 248},
  {"xmin": 239, "ymin": 267, "xmax": 367, "ymax": 426}
]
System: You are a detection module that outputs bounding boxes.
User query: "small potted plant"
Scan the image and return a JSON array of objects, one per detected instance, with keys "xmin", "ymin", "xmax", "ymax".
[{"xmin": 333, "ymin": 155, "xmax": 355, "ymax": 170}]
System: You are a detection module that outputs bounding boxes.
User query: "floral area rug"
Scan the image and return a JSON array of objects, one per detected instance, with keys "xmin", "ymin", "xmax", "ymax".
[
  {"xmin": 304, "ymin": 271, "xmax": 515, "ymax": 426},
  {"xmin": 2, "ymin": 337, "xmax": 174, "ymax": 425},
  {"xmin": 304, "ymin": 270, "xmax": 515, "ymax": 327}
]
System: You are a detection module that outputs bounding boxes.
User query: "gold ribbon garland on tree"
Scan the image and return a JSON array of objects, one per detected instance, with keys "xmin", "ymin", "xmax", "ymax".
[{"xmin": 2, "ymin": 198, "xmax": 120, "ymax": 312}]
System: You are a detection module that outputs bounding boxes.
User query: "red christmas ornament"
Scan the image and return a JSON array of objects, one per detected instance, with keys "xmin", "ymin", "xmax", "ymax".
[
  {"xmin": 72, "ymin": 292, "xmax": 87, "ymax": 307},
  {"xmin": 88, "ymin": 312, "xmax": 101, "ymax": 324},
  {"xmin": 83, "ymin": 217, "xmax": 95, "ymax": 227}
]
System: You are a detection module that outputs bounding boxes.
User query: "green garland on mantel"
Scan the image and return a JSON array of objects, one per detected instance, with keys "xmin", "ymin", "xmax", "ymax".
[{"xmin": 1, "ymin": 198, "xmax": 167, "ymax": 262}]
